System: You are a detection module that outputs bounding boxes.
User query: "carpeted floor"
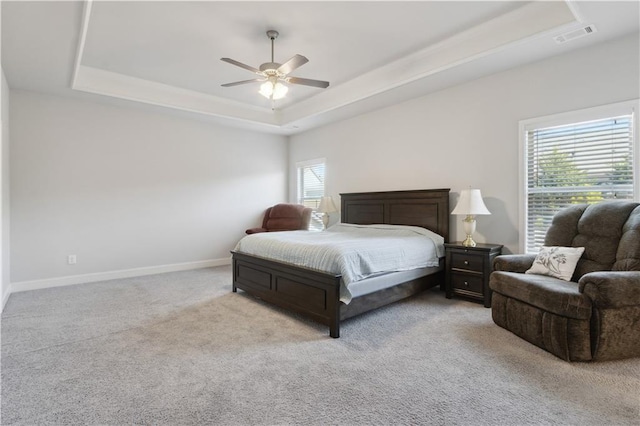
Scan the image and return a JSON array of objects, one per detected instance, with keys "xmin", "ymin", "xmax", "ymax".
[{"xmin": 1, "ymin": 265, "xmax": 639, "ymax": 425}]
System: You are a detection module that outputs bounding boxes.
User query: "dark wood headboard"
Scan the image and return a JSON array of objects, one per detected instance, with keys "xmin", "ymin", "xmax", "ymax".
[{"xmin": 340, "ymin": 189, "xmax": 450, "ymax": 242}]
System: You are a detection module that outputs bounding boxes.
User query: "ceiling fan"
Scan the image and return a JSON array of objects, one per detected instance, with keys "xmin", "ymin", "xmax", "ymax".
[{"xmin": 221, "ymin": 30, "xmax": 330, "ymax": 101}]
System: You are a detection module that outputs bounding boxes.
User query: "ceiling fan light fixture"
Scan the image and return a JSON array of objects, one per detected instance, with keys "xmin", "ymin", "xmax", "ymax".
[
  {"xmin": 259, "ymin": 81, "xmax": 273, "ymax": 98},
  {"xmin": 272, "ymin": 82, "xmax": 288, "ymax": 100},
  {"xmin": 259, "ymin": 80, "xmax": 288, "ymax": 100}
]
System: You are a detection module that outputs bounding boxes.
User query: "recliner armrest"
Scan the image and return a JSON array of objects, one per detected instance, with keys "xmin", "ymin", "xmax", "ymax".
[
  {"xmin": 579, "ymin": 271, "xmax": 640, "ymax": 308},
  {"xmin": 492, "ymin": 254, "xmax": 536, "ymax": 273},
  {"xmin": 245, "ymin": 228, "xmax": 267, "ymax": 235}
]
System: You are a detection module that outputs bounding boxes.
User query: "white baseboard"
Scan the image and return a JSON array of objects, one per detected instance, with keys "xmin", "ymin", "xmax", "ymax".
[{"xmin": 9, "ymin": 257, "xmax": 232, "ymax": 295}]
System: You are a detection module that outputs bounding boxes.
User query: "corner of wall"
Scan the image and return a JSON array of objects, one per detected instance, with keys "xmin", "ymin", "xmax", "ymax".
[
  {"xmin": 1, "ymin": 67, "xmax": 11, "ymax": 312},
  {"xmin": 2, "ymin": 283, "xmax": 11, "ymax": 311}
]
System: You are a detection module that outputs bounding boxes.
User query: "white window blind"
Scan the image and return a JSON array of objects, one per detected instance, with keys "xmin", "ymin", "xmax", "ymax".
[
  {"xmin": 525, "ymin": 114, "xmax": 635, "ymax": 253},
  {"xmin": 297, "ymin": 159, "xmax": 325, "ymax": 231}
]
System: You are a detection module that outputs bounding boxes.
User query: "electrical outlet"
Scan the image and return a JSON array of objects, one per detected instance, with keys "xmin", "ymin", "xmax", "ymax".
[{"xmin": 68, "ymin": 255, "xmax": 77, "ymax": 265}]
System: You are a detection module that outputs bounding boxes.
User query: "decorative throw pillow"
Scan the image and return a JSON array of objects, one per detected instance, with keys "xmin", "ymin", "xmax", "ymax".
[{"xmin": 525, "ymin": 246, "xmax": 585, "ymax": 281}]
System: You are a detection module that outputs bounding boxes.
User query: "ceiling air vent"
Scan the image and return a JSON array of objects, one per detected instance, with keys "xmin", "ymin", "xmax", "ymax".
[{"xmin": 554, "ymin": 25, "xmax": 597, "ymax": 44}]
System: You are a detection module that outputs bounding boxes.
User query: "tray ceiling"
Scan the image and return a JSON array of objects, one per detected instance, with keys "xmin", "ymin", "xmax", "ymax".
[{"xmin": 2, "ymin": 1, "xmax": 639, "ymax": 134}]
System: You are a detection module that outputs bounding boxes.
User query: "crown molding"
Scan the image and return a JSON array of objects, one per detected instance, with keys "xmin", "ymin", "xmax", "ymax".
[
  {"xmin": 279, "ymin": 1, "xmax": 578, "ymax": 127},
  {"xmin": 73, "ymin": 65, "xmax": 281, "ymax": 128}
]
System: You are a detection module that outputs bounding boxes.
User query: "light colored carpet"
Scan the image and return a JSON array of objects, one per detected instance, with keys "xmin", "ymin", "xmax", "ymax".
[{"xmin": 1, "ymin": 265, "xmax": 639, "ymax": 425}]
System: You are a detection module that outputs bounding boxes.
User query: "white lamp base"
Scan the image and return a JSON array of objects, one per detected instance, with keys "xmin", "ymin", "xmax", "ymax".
[
  {"xmin": 461, "ymin": 215, "xmax": 477, "ymax": 247},
  {"xmin": 322, "ymin": 213, "xmax": 330, "ymax": 230}
]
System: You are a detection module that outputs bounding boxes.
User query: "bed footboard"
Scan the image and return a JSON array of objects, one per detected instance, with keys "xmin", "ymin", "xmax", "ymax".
[{"xmin": 232, "ymin": 251, "xmax": 343, "ymax": 337}]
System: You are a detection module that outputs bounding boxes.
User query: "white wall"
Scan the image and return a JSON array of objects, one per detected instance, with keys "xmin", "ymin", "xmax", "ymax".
[
  {"xmin": 289, "ymin": 33, "xmax": 640, "ymax": 254},
  {"xmin": 1, "ymin": 68, "xmax": 10, "ymax": 308},
  {"xmin": 10, "ymin": 90, "xmax": 287, "ymax": 285}
]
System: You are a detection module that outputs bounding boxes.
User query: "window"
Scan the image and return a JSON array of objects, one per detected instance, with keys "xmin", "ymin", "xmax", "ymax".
[
  {"xmin": 520, "ymin": 101, "xmax": 638, "ymax": 253},
  {"xmin": 296, "ymin": 158, "xmax": 326, "ymax": 231}
]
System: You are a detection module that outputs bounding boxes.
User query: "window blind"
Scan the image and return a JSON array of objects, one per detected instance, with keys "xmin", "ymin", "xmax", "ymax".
[
  {"xmin": 526, "ymin": 115, "xmax": 634, "ymax": 253},
  {"xmin": 298, "ymin": 161, "xmax": 325, "ymax": 231}
]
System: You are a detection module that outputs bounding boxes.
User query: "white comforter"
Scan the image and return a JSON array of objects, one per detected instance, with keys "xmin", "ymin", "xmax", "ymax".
[{"xmin": 234, "ymin": 223, "xmax": 445, "ymax": 303}]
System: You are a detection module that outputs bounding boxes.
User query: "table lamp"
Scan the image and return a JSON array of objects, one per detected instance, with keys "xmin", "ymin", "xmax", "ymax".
[
  {"xmin": 451, "ymin": 189, "xmax": 491, "ymax": 247},
  {"xmin": 317, "ymin": 196, "xmax": 337, "ymax": 229}
]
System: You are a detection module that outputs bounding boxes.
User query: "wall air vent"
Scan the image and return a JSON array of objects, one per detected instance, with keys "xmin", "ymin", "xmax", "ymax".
[{"xmin": 554, "ymin": 25, "xmax": 597, "ymax": 44}]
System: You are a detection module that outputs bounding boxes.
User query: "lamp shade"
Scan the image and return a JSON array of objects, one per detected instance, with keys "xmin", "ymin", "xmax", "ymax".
[
  {"xmin": 317, "ymin": 196, "xmax": 338, "ymax": 213},
  {"xmin": 451, "ymin": 189, "xmax": 491, "ymax": 215}
]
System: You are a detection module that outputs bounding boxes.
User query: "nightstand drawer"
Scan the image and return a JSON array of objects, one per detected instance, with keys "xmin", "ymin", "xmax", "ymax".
[
  {"xmin": 449, "ymin": 252, "xmax": 484, "ymax": 272},
  {"xmin": 450, "ymin": 272, "xmax": 484, "ymax": 294}
]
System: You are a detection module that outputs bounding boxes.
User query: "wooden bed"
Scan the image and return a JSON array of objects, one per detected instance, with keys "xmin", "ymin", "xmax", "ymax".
[{"xmin": 231, "ymin": 188, "xmax": 450, "ymax": 337}]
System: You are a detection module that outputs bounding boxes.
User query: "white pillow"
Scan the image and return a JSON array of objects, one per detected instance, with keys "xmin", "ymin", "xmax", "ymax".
[{"xmin": 525, "ymin": 246, "xmax": 585, "ymax": 281}]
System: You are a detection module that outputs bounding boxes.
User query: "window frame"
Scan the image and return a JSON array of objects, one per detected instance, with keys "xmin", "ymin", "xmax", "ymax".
[{"xmin": 518, "ymin": 100, "xmax": 639, "ymax": 253}]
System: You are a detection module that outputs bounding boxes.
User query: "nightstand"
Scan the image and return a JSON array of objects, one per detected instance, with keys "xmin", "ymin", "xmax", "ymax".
[{"xmin": 445, "ymin": 242, "xmax": 503, "ymax": 307}]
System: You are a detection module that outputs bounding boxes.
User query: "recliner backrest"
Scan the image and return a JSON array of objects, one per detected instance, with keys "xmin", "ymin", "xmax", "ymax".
[
  {"xmin": 264, "ymin": 203, "xmax": 312, "ymax": 231},
  {"xmin": 544, "ymin": 202, "xmax": 640, "ymax": 280}
]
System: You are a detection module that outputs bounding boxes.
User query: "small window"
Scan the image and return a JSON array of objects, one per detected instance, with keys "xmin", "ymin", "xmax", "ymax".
[
  {"xmin": 520, "ymin": 101, "xmax": 638, "ymax": 253},
  {"xmin": 296, "ymin": 158, "xmax": 326, "ymax": 231}
]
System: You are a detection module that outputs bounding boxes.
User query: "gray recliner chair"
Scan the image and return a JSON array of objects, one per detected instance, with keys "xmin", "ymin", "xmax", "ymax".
[{"xmin": 489, "ymin": 201, "xmax": 640, "ymax": 361}]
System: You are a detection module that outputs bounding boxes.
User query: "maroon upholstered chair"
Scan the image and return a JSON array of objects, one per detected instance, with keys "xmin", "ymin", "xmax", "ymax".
[{"xmin": 246, "ymin": 204, "xmax": 312, "ymax": 234}]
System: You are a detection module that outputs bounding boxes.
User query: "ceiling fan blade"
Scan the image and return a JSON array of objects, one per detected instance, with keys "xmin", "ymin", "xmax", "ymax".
[
  {"xmin": 220, "ymin": 58, "xmax": 262, "ymax": 74},
  {"xmin": 286, "ymin": 76, "xmax": 330, "ymax": 89},
  {"xmin": 277, "ymin": 54, "xmax": 309, "ymax": 75},
  {"xmin": 221, "ymin": 78, "xmax": 265, "ymax": 87}
]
